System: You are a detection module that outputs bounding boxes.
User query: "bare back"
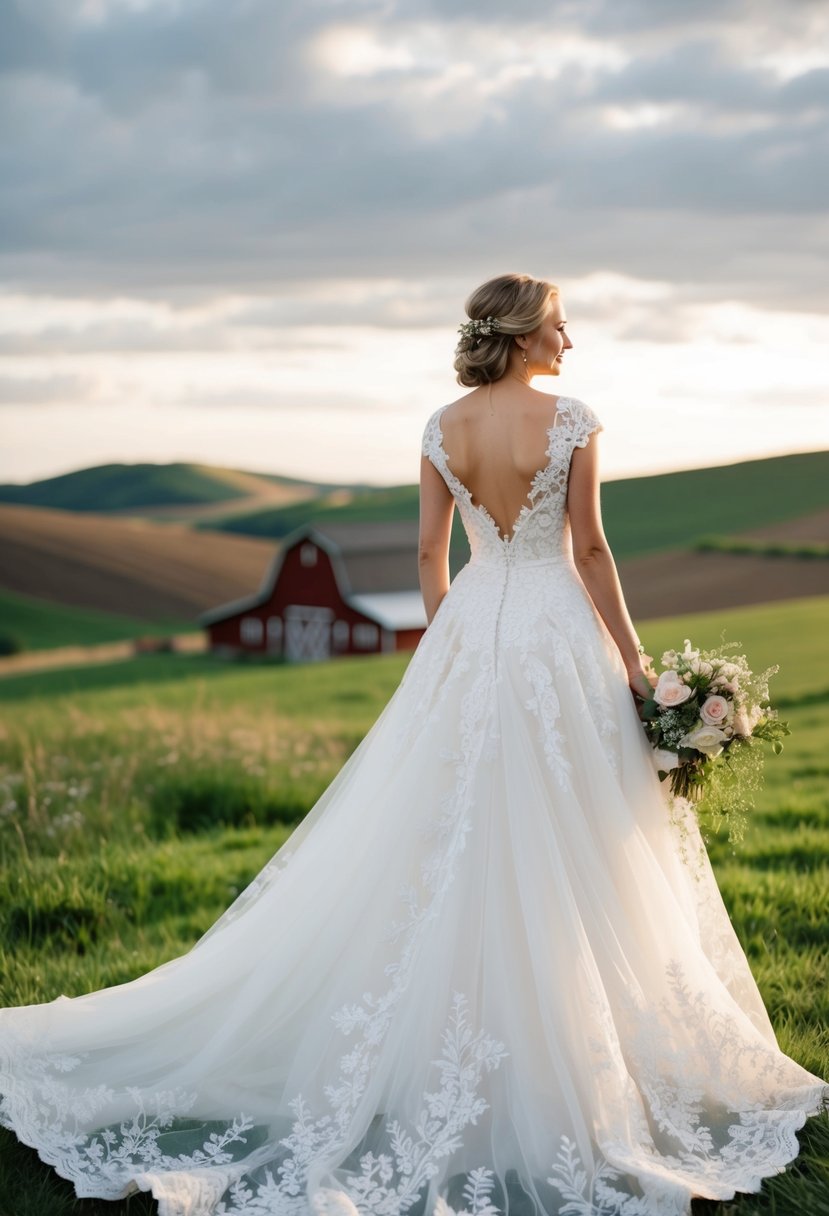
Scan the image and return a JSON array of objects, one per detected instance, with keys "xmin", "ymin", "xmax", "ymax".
[{"xmin": 437, "ymin": 389, "xmax": 565, "ymax": 542}]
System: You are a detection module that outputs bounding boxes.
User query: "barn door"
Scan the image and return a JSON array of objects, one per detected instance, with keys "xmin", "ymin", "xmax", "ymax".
[{"xmin": 284, "ymin": 605, "xmax": 334, "ymax": 662}]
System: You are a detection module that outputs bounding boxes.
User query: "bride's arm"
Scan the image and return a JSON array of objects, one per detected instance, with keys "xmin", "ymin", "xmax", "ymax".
[
  {"xmin": 567, "ymin": 434, "xmax": 653, "ymax": 695},
  {"xmin": 418, "ymin": 454, "xmax": 454, "ymax": 625}
]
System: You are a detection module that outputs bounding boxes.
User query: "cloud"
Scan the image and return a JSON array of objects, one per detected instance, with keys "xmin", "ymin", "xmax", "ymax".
[
  {"xmin": 173, "ymin": 385, "xmax": 390, "ymax": 413},
  {"xmin": 0, "ymin": 0, "xmax": 826, "ymax": 319},
  {"xmin": 0, "ymin": 369, "xmax": 98, "ymax": 404}
]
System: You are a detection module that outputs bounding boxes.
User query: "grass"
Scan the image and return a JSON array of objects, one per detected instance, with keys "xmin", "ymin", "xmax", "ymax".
[
  {"xmin": 0, "ymin": 598, "xmax": 827, "ymax": 1213},
  {"xmin": 0, "ymin": 589, "xmax": 190, "ymax": 653},
  {"xmin": 636, "ymin": 595, "xmax": 829, "ymax": 703}
]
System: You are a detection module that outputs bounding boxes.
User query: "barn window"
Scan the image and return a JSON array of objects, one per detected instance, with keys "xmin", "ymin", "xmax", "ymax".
[
  {"xmin": 267, "ymin": 617, "xmax": 283, "ymax": 647},
  {"xmin": 300, "ymin": 543, "xmax": 318, "ymax": 567},
  {"xmin": 240, "ymin": 616, "xmax": 264, "ymax": 644},
  {"xmin": 353, "ymin": 622, "xmax": 379, "ymax": 650},
  {"xmin": 332, "ymin": 620, "xmax": 350, "ymax": 650}
]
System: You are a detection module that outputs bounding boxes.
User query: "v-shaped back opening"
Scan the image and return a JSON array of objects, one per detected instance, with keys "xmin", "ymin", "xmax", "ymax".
[{"xmin": 436, "ymin": 399, "xmax": 571, "ymax": 545}]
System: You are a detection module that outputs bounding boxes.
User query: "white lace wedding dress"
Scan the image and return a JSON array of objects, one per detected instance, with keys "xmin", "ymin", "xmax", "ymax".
[{"xmin": 1, "ymin": 397, "xmax": 826, "ymax": 1216}]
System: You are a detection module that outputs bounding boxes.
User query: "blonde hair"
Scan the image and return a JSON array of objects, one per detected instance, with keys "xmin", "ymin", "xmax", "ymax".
[{"xmin": 453, "ymin": 272, "xmax": 559, "ymax": 387}]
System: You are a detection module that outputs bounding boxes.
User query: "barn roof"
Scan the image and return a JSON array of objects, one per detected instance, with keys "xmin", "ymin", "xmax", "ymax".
[
  {"xmin": 348, "ymin": 591, "xmax": 427, "ymax": 631},
  {"xmin": 199, "ymin": 520, "xmax": 423, "ymax": 627},
  {"xmin": 317, "ymin": 520, "xmax": 420, "ymax": 595}
]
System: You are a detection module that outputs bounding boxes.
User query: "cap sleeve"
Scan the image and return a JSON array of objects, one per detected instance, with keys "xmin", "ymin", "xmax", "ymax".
[
  {"xmin": 570, "ymin": 399, "xmax": 603, "ymax": 449},
  {"xmin": 421, "ymin": 407, "xmax": 444, "ymax": 465}
]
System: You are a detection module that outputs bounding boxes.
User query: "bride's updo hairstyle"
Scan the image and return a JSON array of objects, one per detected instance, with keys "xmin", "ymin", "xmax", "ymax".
[{"xmin": 453, "ymin": 272, "xmax": 559, "ymax": 387}]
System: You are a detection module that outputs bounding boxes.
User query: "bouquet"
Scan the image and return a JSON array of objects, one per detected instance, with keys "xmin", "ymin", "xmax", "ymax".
[{"xmin": 638, "ymin": 638, "xmax": 790, "ymax": 847}]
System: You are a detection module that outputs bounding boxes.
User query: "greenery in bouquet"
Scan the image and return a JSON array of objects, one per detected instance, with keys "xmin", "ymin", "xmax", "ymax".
[{"xmin": 639, "ymin": 638, "xmax": 790, "ymax": 848}]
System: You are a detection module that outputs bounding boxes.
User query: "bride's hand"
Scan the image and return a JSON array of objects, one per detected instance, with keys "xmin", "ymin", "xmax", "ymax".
[{"xmin": 626, "ymin": 659, "xmax": 657, "ymax": 718}]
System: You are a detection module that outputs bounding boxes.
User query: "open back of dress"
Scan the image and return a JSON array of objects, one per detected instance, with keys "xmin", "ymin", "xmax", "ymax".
[{"xmin": 435, "ymin": 398, "xmax": 568, "ymax": 544}]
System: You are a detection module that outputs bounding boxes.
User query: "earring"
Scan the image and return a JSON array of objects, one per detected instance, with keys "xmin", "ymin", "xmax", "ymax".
[{"xmin": 521, "ymin": 349, "xmax": 528, "ymax": 365}]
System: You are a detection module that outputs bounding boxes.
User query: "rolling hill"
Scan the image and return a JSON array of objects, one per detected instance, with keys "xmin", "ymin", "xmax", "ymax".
[
  {"xmin": 0, "ymin": 462, "xmax": 354, "ymax": 523},
  {"xmin": 5, "ymin": 451, "xmax": 827, "ymax": 561},
  {"xmin": 203, "ymin": 450, "xmax": 829, "ymax": 560}
]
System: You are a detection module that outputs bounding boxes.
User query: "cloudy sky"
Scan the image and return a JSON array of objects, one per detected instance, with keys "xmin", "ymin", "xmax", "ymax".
[{"xmin": 1, "ymin": 0, "xmax": 828, "ymax": 488}]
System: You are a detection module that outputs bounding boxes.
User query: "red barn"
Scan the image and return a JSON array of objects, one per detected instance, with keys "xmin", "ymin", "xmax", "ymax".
[{"xmin": 200, "ymin": 521, "xmax": 428, "ymax": 661}]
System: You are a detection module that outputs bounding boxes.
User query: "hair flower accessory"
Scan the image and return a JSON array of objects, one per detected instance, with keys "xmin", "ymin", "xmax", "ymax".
[{"xmin": 456, "ymin": 315, "xmax": 501, "ymax": 349}]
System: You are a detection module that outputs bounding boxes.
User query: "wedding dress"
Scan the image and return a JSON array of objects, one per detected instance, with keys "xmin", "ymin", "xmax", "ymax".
[{"xmin": 1, "ymin": 397, "xmax": 826, "ymax": 1216}]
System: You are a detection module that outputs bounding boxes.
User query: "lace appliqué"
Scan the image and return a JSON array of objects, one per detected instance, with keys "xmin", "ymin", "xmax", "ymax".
[
  {"xmin": 581, "ymin": 957, "xmax": 828, "ymax": 1203},
  {"xmin": 523, "ymin": 653, "xmax": 573, "ymax": 791},
  {"xmin": 211, "ymin": 993, "xmax": 507, "ymax": 1215},
  {"xmin": 0, "ymin": 1041, "xmax": 255, "ymax": 1201},
  {"xmin": 546, "ymin": 1136, "xmax": 665, "ymax": 1216}
]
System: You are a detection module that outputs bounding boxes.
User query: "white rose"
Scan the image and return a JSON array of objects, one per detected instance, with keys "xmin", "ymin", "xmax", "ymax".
[
  {"xmin": 652, "ymin": 747, "xmax": 680, "ymax": 772},
  {"xmin": 680, "ymin": 724, "xmax": 727, "ymax": 757},
  {"xmin": 699, "ymin": 694, "xmax": 732, "ymax": 726},
  {"xmin": 312, "ymin": 1189, "xmax": 361, "ymax": 1216},
  {"xmin": 654, "ymin": 671, "xmax": 693, "ymax": 708}
]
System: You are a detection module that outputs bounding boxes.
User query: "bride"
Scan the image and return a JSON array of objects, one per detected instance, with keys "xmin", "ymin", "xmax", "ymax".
[{"xmin": 1, "ymin": 272, "xmax": 826, "ymax": 1216}]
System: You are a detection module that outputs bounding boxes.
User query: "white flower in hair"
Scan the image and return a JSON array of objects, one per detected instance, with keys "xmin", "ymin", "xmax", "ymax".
[{"xmin": 457, "ymin": 315, "xmax": 502, "ymax": 348}]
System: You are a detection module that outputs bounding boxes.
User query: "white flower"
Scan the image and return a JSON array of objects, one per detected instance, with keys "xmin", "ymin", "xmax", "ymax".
[
  {"xmin": 732, "ymin": 708, "xmax": 751, "ymax": 737},
  {"xmin": 699, "ymin": 694, "xmax": 732, "ymax": 726},
  {"xmin": 654, "ymin": 670, "xmax": 693, "ymax": 708},
  {"xmin": 312, "ymin": 1189, "xmax": 361, "ymax": 1216},
  {"xmin": 680, "ymin": 724, "xmax": 727, "ymax": 757},
  {"xmin": 653, "ymin": 747, "xmax": 681, "ymax": 772}
]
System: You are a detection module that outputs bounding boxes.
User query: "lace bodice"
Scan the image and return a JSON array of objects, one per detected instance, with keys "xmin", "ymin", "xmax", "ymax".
[{"xmin": 421, "ymin": 396, "xmax": 603, "ymax": 565}]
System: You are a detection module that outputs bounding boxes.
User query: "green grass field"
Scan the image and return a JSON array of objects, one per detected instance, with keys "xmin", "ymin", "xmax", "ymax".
[
  {"xmin": 0, "ymin": 589, "xmax": 190, "ymax": 653},
  {"xmin": 0, "ymin": 597, "xmax": 827, "ymax": 1214}
]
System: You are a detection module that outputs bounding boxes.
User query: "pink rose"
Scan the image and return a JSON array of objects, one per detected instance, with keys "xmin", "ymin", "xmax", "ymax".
[
  {"xmin": 700, "ymin": 694, "xmax": 731, "ymax": 726},
  {"xmin": 654, "ymin": 671, "xmax": 693, "ymax": 708}
]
